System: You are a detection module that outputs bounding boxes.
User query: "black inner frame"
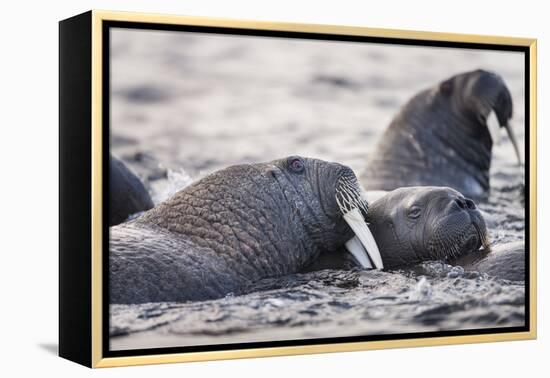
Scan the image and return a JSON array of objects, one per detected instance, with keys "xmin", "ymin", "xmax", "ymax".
[{"xmin": 102, "ymin": 20, "xmax": 531, "ymax": 358}]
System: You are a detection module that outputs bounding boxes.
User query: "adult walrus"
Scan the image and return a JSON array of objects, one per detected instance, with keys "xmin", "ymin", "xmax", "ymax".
[
  {"xmin": 109, "ymin": 154, "xmax": 154, "ymax": 226},
  {"xmin": 361, "ymin": 70, "xmax": 522, "ymax": 199},
  {"xmin": 109, "ymin": 156, "xmax": 382, "ymax": 304}
]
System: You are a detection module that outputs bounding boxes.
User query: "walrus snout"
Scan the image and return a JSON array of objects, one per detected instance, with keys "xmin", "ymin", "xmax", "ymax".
[
  {"xmin": 466, "ymin": 70, "xmax": 513, "ymax": 126},
  {"xmin": 435, "ymin": 192, "xmax": 490, "ymax": 259},
  {"xmin": 336, "ymin": 164, "xmax": 358, "ymax": 181},
  {"xmin": 362, "ymin": 187, "xmax": 490, "ymax": 268},
  {"xmin": 452, "ymin": 196, "xmax": 477, "ymax": 211}
]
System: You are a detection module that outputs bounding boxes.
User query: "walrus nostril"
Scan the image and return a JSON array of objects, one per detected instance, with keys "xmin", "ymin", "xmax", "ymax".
[
  {"xmin": 465, "ymin": 198, "xmax": 476, "ymax": 210},
  {"xmin": 454, "ymin": 198, "xmax": 466, "ymax": 209}
]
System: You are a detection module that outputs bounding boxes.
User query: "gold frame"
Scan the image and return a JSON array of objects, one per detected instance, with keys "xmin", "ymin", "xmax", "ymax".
[{"xmin": 90, "ymin": 10, "xmax": 537, "ymax": 368}]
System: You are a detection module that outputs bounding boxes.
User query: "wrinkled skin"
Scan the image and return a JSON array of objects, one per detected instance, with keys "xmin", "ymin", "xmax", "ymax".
[
  {"xmin": 109, "ymin": 154, "xmax": 154, "ymax": 226},
  {"xmin": 110, "ymin": 156, "xmax": 360, "ymax": 304},
  {"xmin": 361, "ymin": 70, "xmax": 513, "ymax": 199}
]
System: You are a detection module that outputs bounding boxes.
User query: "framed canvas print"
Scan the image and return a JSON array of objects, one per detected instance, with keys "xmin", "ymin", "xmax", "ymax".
[{"xmin": 59, "ymin": 10, "xmax": 537, "ymax": 368}]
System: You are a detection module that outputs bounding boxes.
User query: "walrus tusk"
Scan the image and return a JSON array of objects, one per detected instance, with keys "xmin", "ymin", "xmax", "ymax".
[
  {"xmin": 504, "ymin": 121, "xmax": 523, "ymax": 168},
  {"xmin": 343, "ymin": 208, "xmax": 384, "ymax": 269},
  {"xmin": 345, "ymin": 236, "xmax": 373, "ymax": 269},
  {"xmin": 487, "ymin": 110, "xmax": 501, "ymax": 145},
  {"xmin": 488, "ymin": 111, "xmax": 523, "ymax": 173}
]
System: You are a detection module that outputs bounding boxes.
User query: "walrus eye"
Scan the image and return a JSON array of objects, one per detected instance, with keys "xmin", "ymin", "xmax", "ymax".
[
  {"xmin": 288, "ymin": 157, "xmax": 305, "ymax": 173},
  {"xmin": 407, "ymin": 205, "xmax": 422, "ymax": 219}
]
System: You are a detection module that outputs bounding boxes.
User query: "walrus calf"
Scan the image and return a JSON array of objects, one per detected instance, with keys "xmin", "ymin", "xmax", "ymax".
[
  {"xmin": 309, "ymin": 187, "xmax": 524, "ymax": 281},
  {"xmin": 110, "ymin": 156, "xmax": 382, "ymax": 304},
  {"xmin": 307, "ymin": 186, "xmax": 489, "ymax": 269},
  {"xmin": 109, "ymin": 154, "xmax": 154, "ymax": 226},
  {"xmin": 361, "ymin": 70, "xmax": 521, "ymax": 199},
  {"xmin": 364, "ymin": 186, "xmax": 489, "ymax": 267}
]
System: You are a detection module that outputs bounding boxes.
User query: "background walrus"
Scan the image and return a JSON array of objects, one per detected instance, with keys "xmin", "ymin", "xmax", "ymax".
[
  {"xmin": 109, "ymin": 154, "xmax": 154, "ymax": 226},
  {"xmin": 110, "ymin": 156, "xmax": 381, "ymax": 304},
  {"xmin": 361, "ymin": 70, "xmax": 522, "ymax": 199}
]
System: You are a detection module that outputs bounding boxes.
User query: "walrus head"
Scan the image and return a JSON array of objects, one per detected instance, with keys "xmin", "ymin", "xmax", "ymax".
[
  {"xmin": 436, "ymin": 69, "xmax": 521, "ymax": 167},
  {"xmin": 362, "ymin": 69, "xmax": 520, "ymax": 199},
  {"xmin": 267, "ymin": 156, "xmax": 383, "ymax": 269},
  {"xmin": 363, "ymin": 186, "xmax": 489, "ymax": 268},
  {"xmin": 141, "ymin": 155, "xmax": 382, "ymax": 275}
]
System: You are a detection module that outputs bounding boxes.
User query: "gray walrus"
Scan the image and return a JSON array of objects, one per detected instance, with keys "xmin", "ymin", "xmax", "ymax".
[
  {"xmin": 452, "ymin": 240, "xmax": 525, "ymax": 281},
  {"xmin": 363, "ymin": 186, "xmax": 489, "ymax": 267},
  {"xmin": 109, "ymin": 154, "xmax": 154, "ymax": 226},
  {"xmin": 307, "ymin": 187, "xmax": 524, "ymax": 281},
  {"xmin": 110, "ymin": 156, "xmax": 382, "ymax": 304},
  {"xmin": 361, "ymin": 70, "xmax": 522, "ymax": 199}
]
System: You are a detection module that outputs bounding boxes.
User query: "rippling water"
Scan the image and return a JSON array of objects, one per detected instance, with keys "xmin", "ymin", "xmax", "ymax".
[
  {"xmin": 110, "ymin": 166, "xmax": 525, "ymax": 351},
  {"xmin": 109, "ymin": 29, "xmax": 525, "ymax": 350},
  {"xmin": 111, "ymin": 262, "xmax": 524, "ymax": 350}
]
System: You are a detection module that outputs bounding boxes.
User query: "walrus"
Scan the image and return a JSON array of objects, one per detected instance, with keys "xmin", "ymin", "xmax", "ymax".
[
  {"xmin": 453, "ymin": 240, "xmax": 525, "ymax": 281},
  {"xmin": 109, "ymin": 156, "xmax": 382, "ymax": 304},
  {"xmin": 307, "ymin": 186, "xmax": 489, "ymax": 271},
  {"xmin": 361, "ymin": 186, "xmax": 489, "ymax": 267},
  {"xmin": 361, "ymin": 70, "xmax": 522, "ymax": 199},
  {"xmin": 308, "ymin": 186, "xmax": 525, "ymax": 281},
  {"xmin": 109, "ymin": 154, "xmax": 154, "ymax": 226}
]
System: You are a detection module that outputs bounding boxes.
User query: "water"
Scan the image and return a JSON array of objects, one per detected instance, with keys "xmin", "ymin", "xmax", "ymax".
[
  {"xmin": 110, "ymin": 262, "xmax": 524, "ymax": 350},
  {"xmin": 110, "ymin": 166, "xmax": 525, "ymax": 351},
  {"xmin": 109, "ymin": 29, "xmax": 526, "ymax": 350}
]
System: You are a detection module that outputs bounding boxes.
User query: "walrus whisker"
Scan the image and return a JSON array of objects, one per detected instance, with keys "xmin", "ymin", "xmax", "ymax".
[{"xmin": 337, "ymin": 178, "xmax": 369, "ymax": 215}]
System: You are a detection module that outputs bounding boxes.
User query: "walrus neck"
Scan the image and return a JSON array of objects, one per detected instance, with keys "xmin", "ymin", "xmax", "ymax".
[
  {"xmin": 270, "ymin": 167, "xmax": 335, "ymax": 259},
  {"xmin": 419, "ymin": 102, "xmax": 492, "ymax": 193}
]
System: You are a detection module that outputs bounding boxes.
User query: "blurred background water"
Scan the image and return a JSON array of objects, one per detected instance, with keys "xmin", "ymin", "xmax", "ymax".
[{"xmin": 109, "ymin": 28, "xmax": 526, "ymax": 350}]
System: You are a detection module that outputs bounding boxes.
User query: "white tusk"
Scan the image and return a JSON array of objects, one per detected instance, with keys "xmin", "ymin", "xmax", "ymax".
[
  {"xmin": 503, "ymin": 121, "xmax": 523, "ymax": 168},
  {"xmin": 345, "ymin": 236, "xmax": 373, "ymax": 269},
  {"xmin": 487, "ymin": 110, "xmax": 501, "ymax": 145},
  {"xmin": 488, "ymin": 111, "xmax": 524, "ymax": 183},
  {"xmin": 362, "ymin": 190, "xmax": 388, "ymax": 204},
  {"xmin": 343, "ymin": 208, "xmax": 384, "ymax": 269}
]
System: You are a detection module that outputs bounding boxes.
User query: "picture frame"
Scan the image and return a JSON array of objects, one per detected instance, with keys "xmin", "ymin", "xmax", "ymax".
[{"xmin": 59, "ymin": 10, "xmax": 537, "ymax": 368}]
